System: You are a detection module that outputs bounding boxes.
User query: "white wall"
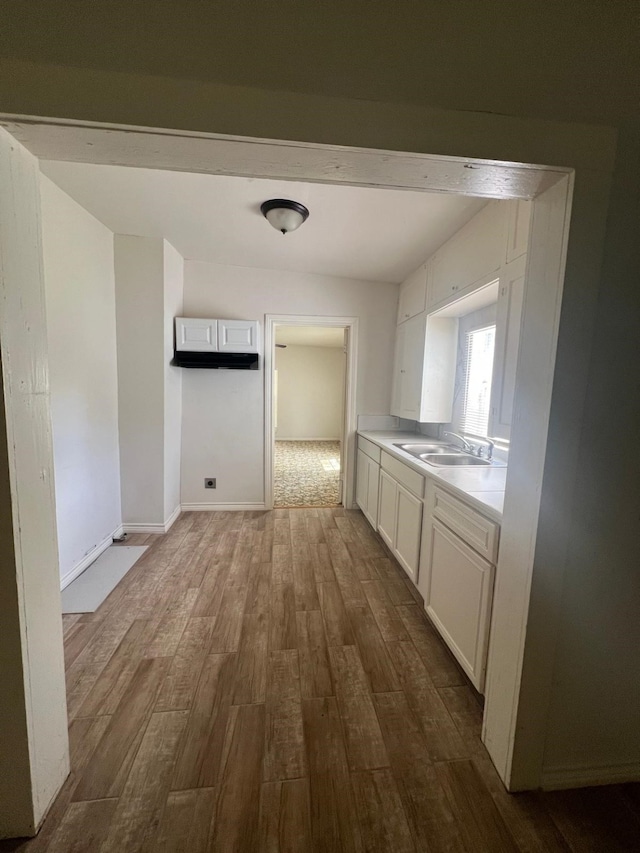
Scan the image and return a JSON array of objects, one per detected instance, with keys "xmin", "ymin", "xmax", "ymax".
[
  {"xmin": 114, "ymin": 235, "xmax": 165, "ymax": 525},
  {"xmin": 181, "ymin": 262, "xmax": 398, "ymax": 507},
  {"xmin": 40, "ymin": 175, "xmax": 122, "ymax": 584},
  {"xmin": 0, "ymin": 129, "xmax": 69, "ymax": 837},
  {"xmin": 115, "ymin": 235, "xmax": 184, "ymax": 528},
  {"xmin": 163, "ymin": 241, "xmax": 183, "ymax": 520},
  {"xmin": 275, "ymin": 344, "xmax": 344, "ymax": 440}
]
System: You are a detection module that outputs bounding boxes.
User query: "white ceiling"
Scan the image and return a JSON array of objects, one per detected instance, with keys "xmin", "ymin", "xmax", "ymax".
[
  {"xmin": 41, "ymin": 162, "xmax": 487, "ymax": 284},
  {"xmin": 275, "ymin": 326, "xmax": 345, "ymax": 348}
]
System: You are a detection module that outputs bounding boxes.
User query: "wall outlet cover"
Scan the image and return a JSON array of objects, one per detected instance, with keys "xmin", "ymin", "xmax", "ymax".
[{"xmin": 204, "ymin": 478, "xmax": 216, "ymax": 489}]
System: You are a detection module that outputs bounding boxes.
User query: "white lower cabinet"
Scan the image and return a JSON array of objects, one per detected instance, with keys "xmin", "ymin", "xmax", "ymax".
[
  {"xmin": 377, "ymin": 469, "xmax": 422, "ymax": 582},
  {"xmin": 419, "ymin": 484, "xmax": 498, "ymax": 693},
  {"xmin": 356, "ymin": 448, "xmax": 380, "ymax": 529},
  {"xmin": 357, "ymin": 435, "xmax": 500, "ymax": 693}
]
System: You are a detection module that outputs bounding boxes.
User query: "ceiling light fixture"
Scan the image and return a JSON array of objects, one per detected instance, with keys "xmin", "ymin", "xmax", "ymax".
[{"xmin": 260, "ymin": 199, "xmax": 310, "ymax": 235}]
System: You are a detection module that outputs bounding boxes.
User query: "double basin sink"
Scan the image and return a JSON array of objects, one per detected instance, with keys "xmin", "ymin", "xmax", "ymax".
[{"xmin": 394, "ymin": 442, "xmax": 492, "ymax": 467}]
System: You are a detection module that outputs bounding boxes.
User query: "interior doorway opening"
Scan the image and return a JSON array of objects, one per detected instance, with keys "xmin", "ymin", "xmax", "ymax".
[
  {"xmin": 1, "ymin": 115, "xmax": 595, "ymax": 819},
  {"xmin": 265, "ymin": 314, "xmax": 358, "ymax": 513},
  {"xmin": 273, "ymin": 324, "xmax": 346, "ymax": 507}
]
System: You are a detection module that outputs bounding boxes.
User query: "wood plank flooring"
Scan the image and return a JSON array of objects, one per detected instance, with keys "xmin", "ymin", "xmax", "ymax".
[{"xmin": 2, "ymin": 508, "xmax": 639, "ymax": 852}]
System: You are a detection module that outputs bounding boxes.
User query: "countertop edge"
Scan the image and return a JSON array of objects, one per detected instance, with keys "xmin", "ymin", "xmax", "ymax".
[{"xmin": 357, "ymin": 430, "xmax": 505, "ymax": 522}]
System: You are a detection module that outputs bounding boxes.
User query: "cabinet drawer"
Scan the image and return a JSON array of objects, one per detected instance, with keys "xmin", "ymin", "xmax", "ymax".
[
  {"xmin": 381, "ymin": 451, "xmax": 424, "ymax": 499},
  {"xmin": 358, "ymin": 435, "xmax": 381, "ymax": 464},
  {"xmin": 432, "ymin": 487, "xmax": 499, "ymax": 562}
]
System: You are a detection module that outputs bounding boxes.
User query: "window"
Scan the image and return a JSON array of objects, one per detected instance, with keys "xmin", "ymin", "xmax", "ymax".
[{"xmin": 461, "ymin": 324, "xmax": 496, "ymax": 436}]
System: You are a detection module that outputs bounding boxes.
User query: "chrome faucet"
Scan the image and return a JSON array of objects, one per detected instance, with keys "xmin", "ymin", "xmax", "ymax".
[
  {"xmin": 475, "ymin": 437, "xmax": 495, "ymax": 460},
  {"xmin": 443, "ymin": 431, "xmax": 474, "ymax": 453}
]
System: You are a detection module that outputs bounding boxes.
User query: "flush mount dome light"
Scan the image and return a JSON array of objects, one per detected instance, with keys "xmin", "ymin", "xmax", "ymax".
[{"xmin": 260, "ymin": 199, "xmax": 310, "ymax": 234}]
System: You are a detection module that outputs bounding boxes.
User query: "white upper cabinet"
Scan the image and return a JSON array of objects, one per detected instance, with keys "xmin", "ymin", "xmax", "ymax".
[
  {"xmin": 506, "ymin": 200, "xmax": 532, "ymax": 263},
  {"xmin": 490, "ymin": 255, "xmax": 526, "ymax": 441},
  {"xmin": 428, "ymin": 202, "xmax": 507, "ymax": 310},
  {"xmin": 392, "ymin": 315, "xmax": 424, "ymax": 420},
  {"xmin": 397, "ymin": 262, "xmax": 429, "ymax": 324},
  {"xmin": 218, "ymin": 319, "xmax": 260, "ymax": 353},
  {"xmin": 176, "ymin": 318, "xmax": 260, "ymax": 353},
  {"xmin": 175, "ymin": 318, "xmax": 218, "ymax": 352},
  {"xmin": 391, "ymin": 314, "xmax": 457, "ymax": 423}
]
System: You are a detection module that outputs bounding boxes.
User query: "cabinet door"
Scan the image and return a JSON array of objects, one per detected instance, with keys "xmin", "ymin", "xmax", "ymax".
[
  {"xmin": 175, "ymin": 318, "xmax": 218, "ymax": 352},
  {"xmin": 397, "ymin": 263, "xmax": 428, "ymax": 323},
  {"xmin": 506, "ymin": 200, "xmax": 532, "ymax": 263},
  {"xmin": 394, "ymin": 483, "xmax": 422, "ymax": 581},
  {"xmin": 356, "ymin": 449, "xmax": 369, "ymax": 515},
  {"xmin": 218, "ymin": 319, "xmax": 260, "ymax": 353},
  {"xmin": 365, "ymin": 456, "xmax": 380, "ymax": 529},
  {"xmin": 377, "ymin": 469, "xmax": 397, "ymax": 550},
  {"xmin": 399, "ymin": 314, "xmax": 425, "ymax": 419},
  {"xmin": 425, "ymin": 519, "xmax": 495, "ymax": 692},
  {"xmin": 428, "ymin": 203, "xmax": 507, "ymax": 310},
  {"xmin": 390, "ymin": 323, "xmax": 405, "ymax": 418},
  {"xmin": 356, "ymin": 450, "xmax": 379, "ymax": 530},
  {"xmin": 490, "ymin": 255, "xmax": 526, "ymax": 441}
]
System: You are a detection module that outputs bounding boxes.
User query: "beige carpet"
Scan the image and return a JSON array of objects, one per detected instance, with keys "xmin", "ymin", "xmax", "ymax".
[{"xmin": 274, "ymin": 440, "xmax": 341, "ymax": 507}]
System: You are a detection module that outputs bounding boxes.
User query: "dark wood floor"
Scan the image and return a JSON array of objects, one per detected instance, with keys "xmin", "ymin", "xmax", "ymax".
[{"xmin": 3, "ymin": 508, "xmax": 639, "ymax": 852}]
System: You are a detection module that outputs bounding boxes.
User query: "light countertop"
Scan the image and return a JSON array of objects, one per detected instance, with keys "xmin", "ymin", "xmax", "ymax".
[{"xmin": 357, "ymin": 430, "xmax": 506, "ymax": 521}]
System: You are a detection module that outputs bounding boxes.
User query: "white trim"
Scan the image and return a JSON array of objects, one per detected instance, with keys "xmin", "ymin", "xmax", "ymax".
[
  {"xmin": 2, "ymin": 116, "xmax": 602, "ymax": 795},
  {"xmin": 482, "ymin": 175, "xmax": 575, "ymax": 790},
  {"xmin": 59, "ymin": 523, "xmax": 124, "ymax": 591},
  {"xmin": 181, "ymin": 502, "xmax": 266, "ymax": 512},
  {"xmin": 275, "ymin": 436, "xmax": 341, "ymax": 442},
  {"xmin": 265, "ymin": 315, "xmax": 358, "ymax": 511},
  {"xmin": 163, "ymin": 504, "xmax": 181, "ymax": 531},
  {"xmin": 121, "ymin": 505, "xmax": 182, "ymax": 536},
  {"xmin": 541, "ymin": 762, "xmax": 640, "ymax": 791},
  {"xmin": 122, "ymin": 522, "xmax": 166, "ymax": 534},
  {"xmin": 1, "ymin": 116, "xmax": 571, "ymax": 199}
]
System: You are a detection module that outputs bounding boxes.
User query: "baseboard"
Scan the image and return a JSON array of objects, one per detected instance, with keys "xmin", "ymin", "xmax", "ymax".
[
  {"xmin": 122, "ymin": 522, "xmax": 166, "ymax": 534},
  {"xmin": 275, "ymin": 437, "xmax": 341, "ymax": 442},
  {"xmin": 122, "ymin": 508, "xmax": 182, "ymax": 536},
  {"xmin": 541, "ymin": 761, "xmax": 640, "ymax": 790},
  {"xmin": 181, "ymin": 502, "xmax": 267, "ymax": 512},
  {"xmin": 164, "ymin": 505, "xmax": 181, "ymax": 531},
  {"xmin": 60, "ymin": 523, "xmax": 122, "ymax": 591}
]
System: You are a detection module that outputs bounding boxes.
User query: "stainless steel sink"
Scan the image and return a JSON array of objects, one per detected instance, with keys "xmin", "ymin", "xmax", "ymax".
[
  {"xmin": 421, "ymin": 453, "xmax": 491, "ymax": 467},
  {"xmin": 393, "ymin": 443, "xmax": 452, "ymax": 456},
  {"xmin": 393, "ymin": 443, "xmax": 493, "ymax": 467}
]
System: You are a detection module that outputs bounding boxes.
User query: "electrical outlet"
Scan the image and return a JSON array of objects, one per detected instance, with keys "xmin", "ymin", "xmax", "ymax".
[{"xmin": 204, "ymin": 478, "xmax": 216, "ymax": 489}]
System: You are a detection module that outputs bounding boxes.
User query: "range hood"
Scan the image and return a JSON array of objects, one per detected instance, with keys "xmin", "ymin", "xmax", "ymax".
[{"xmin": 173, "ymin": 351, "xmax": 259, "ymax": 369}]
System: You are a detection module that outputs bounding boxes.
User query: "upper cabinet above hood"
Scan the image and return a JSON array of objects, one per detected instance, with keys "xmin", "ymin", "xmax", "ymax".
[{"xmin": 174, "ymin": 317, "xmax": 260, "ymax": 369}]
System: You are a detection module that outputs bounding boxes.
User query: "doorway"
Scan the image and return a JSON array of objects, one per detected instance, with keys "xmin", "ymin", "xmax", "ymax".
[
  {"xmin": 265, "ymin": 314, "xmax": 358, "ymax": 512},
  {"xmin": 273, "ymin": 324, "xmax": 346, "ymax": 507},
  {"xmin": 1, "ymin": 117, "xmax": 594, "ymax": 816}
]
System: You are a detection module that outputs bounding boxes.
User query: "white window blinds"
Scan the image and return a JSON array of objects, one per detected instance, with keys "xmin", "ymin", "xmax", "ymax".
[{"xmin": 461, "ymin": 325, "xmax": 496, "ymax": 437}]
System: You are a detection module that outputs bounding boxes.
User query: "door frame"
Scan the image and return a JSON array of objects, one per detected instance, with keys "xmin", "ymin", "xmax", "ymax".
[
  {"xmin": 264, "ymin": 314, "xmax": 358, "ymax": 510},
  {"xmin": 2, "ymin": 111, "xmax": 615, "ymax": 799}
]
